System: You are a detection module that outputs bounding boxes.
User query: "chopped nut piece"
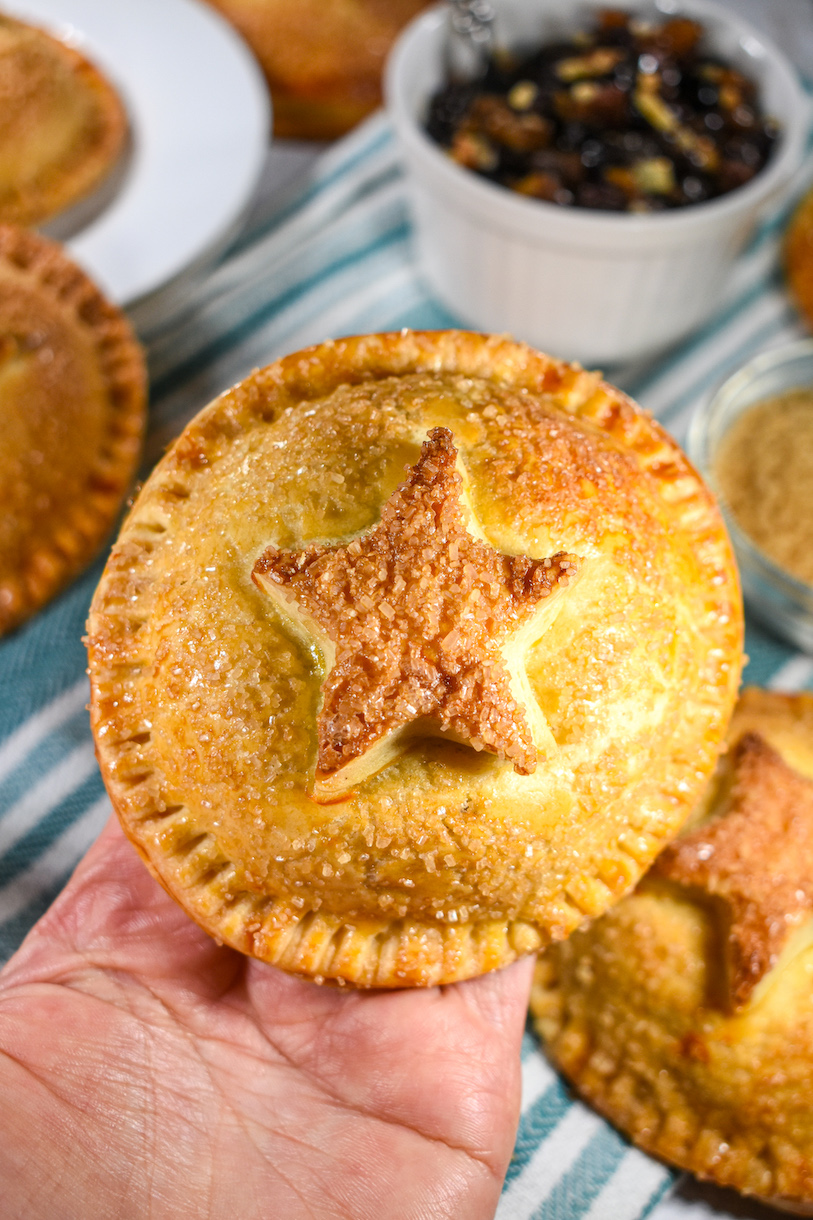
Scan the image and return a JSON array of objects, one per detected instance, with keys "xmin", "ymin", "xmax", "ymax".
[
  {"xmin": 674, "ymin": 126, "xmax": 720, "ymax": 171},
  {"xmin": 555, "ymin": 47, "xmax": 625, "ymax": 82},
  {"xmin": 633, "ymin": 87, "xmax": 678, "ymax": 133},
  {"xmin": 654, "ymin": 732, "xmax": 813, "ymax": 1008},
  {"xmin": 632, "ymin": 156, "xmax": 676, "ymax": 194},
  {"xmin": 253, "ymin": 427, "xmax": 580, "ymax": 799},
  {"xmin": 571, "ymin": 81, "xmax": 599, "ymax": 104},
  {"xmin": 507, "ymin": 80, "xmax": 538, "ymax": 111}
]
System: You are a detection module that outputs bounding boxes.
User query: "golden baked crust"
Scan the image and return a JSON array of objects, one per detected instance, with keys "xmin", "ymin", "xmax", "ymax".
[
  {"xmin": 532, "ymin": 688, "xmax": 813, "ymax": 1211},
  {"xmin": 0, "ymin": 224, "xmax": 146, "ymax": 635},
  {"xmin": 87, "ymin": 330, "xmax": 742, "ymax": 988},
  {"xmin": 202, "ymin": 0, "xmax": 430, "ymax": 139},
  {"xmin": 786, "ymin": 186, "xmax": 813, "ymax": 332},
  {"xmin": 253, "ymin": 426, "xmax": 580, "ymax": 796},
  {"xmin": 0, "ymin": 13, "xmax": 127, "ymax": 227},
  {"xmin": 654, "ymin": 731, "xmax": 813, "ymax": 1009}
]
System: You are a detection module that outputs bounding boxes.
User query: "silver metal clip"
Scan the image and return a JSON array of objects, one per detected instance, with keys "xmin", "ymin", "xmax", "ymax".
[{"xmin": 446, "ymin": 0, "xmax": 495, "ymax": 83}]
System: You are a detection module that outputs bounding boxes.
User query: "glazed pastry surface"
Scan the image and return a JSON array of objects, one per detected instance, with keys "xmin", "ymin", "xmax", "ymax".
[
  {"xmin": 0, "ymin": 13, "xmax": 126, "ymax": 226},
  {"xmin": 87, "ymin": 331, "xmax": 742, "ymax": 987},
  {"xmin": 0, "ymin": 224, "xmax": 145, "ymax": 634},
  {"xmin": 532, "ymin": 688, "xmax": 813, "ymax": 1212}
]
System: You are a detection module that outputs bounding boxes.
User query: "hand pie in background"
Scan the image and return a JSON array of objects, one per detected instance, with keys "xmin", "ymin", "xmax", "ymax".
[
  {"xmin": 0, "ymin": 11, "xmax": 127, "ymax": 227},
  {"xmin": 87, "ymin": 331, "xmax": 742, "ymax": 988},
  {"xmin": 532, "ymin": 687, "xmax": 813, "ymax": 1214},
  {"xmin": 0, "ymin": 224, "xmax": 146, "ymax": 635},
  {"xmin": 785, "ymin": 185, "xmax": 813, "ymax": 332},
  {"xmin": 202, "ymin": 0, "xmax": 431, "ymax": 139}
]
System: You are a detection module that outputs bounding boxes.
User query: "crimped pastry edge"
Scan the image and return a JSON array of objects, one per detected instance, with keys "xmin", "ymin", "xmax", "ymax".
[
  {"xmin": 87, "ymin": 330, "xmax": 742, "ymax": 987},
  {"xmin": 531, "ymin": 956, "xmax": 813, "ymax": 1211},
  {"xmin": 0, "ymin": 223, "xmax": 146, "ymax": 634},
  {"xmin": 531, "ymin": 688, "xmax": 813, "ymax": 1209}
]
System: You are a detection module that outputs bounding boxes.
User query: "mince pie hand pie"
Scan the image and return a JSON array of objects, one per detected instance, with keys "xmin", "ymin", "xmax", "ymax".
[
  {"xmin": 202, "ymin": 0, "xmax": 430, "ymax": 139},
  {"xmin": 785, "ymin": 185, "xmax": 813, "ymax": 334},
  {"xmin": 532, "ymin": 688, "xmax": 813, "ymax": 1213},
  {"xmin": 0, "ymin": 224, "xmax": 146, "ymax": 634},
  {"xmin": 0, "ymin": 12, "xmax": 127, "ymax": 226},
  {"xmin": 86, "ymin": 331, "xmax": 742, "ymax": 988}
]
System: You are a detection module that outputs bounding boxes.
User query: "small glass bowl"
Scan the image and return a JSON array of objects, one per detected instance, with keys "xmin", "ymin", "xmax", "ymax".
[{"xmin": 687, "ymin": 339, "xmax": 813, "ymax": 654}]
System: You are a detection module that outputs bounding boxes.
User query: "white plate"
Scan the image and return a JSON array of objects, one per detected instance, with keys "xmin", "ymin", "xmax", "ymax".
[{"xmin": 3, "ymin": 0, "xmax": 270, "ymax": 309}]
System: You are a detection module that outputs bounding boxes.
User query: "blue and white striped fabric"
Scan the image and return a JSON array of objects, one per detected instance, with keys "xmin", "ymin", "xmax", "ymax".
[{"xmin": 2, "ymin": 110, "xmax": 813, "ymax": 1220}]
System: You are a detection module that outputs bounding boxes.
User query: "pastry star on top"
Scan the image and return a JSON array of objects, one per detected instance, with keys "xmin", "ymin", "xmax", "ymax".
[
  {"xmin": 253, "ymin": 427, "xmax": 580, "ymax": 801},
  {"xmin": 655, "ymin": 731, "xmax": 813, "ymax": 1009}
]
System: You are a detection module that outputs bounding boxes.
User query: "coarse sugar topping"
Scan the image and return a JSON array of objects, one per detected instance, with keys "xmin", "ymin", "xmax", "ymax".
[
  {"xmin": 86, "ymin": 331, "xmax": 744, "ymax": 987},
  {"xmin": 253, "ymin": 426, "xmax": 580, "ymax": 797}
]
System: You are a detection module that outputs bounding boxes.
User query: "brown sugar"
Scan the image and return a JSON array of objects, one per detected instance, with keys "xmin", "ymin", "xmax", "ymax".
[
  {"xmin": 714, "ymin": 388, "xmax": 813, "ymax": 585},
  {"xmin": 253, "ymin": 427, "xmax": 580, "ymax": 798}
]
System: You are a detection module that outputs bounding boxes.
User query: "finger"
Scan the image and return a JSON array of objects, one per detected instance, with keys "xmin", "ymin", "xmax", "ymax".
[
  {"xmin": 0, "ymin": 806, "xmax": 239, "ymax": 996},
  {"xmin": 451, "ymin": 953, "xmax": 536, "ymax": 1033},
  {"xmin": 241, "ymin": 955, "xmax": 534, "ymax": 1186},
  {"xmin": 93, "ymin": 809, "xmax": 127, "ymax": 846}
]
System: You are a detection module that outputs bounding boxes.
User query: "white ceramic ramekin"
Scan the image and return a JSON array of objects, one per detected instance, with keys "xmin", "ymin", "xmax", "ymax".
[{"xmin": 385, "ymin": 0, "xmax": 808, "ymax": 365}]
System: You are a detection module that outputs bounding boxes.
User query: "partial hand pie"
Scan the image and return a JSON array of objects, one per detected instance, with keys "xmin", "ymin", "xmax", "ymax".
[
  {"xmin": 532, "ymin": 688, "xmax": 813, "ymax": 1213},
  {"xmin": 0, "ymin": 12, "xmax": 127, "ymax": 226},
  {"xmin": 0, "ymin": 224, "xmax": 146, "ymax": 635},
  {"xmin": 87, "ymin": 331, "xmax": 742, "ymax": 987},
  {"xmin": 786, "ymin": 184, "xmax": 813, "ymax": 334},
  {"xmin": 202, "ymin": 0, "xmax": 430, "ymax": 140}
]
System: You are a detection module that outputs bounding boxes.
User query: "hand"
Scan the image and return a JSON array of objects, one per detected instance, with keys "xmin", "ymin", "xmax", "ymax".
[{"xmin": 0, "ymin": 816, "xmax": 533, "ymax": 1220}]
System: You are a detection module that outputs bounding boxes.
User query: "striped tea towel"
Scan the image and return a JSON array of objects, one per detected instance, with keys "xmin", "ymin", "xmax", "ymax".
[{"xmin": 1, "ymin": 110, "xmax": 812, "ymax": 1220}]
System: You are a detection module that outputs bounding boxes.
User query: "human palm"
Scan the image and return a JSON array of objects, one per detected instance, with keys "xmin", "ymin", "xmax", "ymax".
[{"xmin": 0, "ymin": 816, "xmax": 533, "ymax": 1220}]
